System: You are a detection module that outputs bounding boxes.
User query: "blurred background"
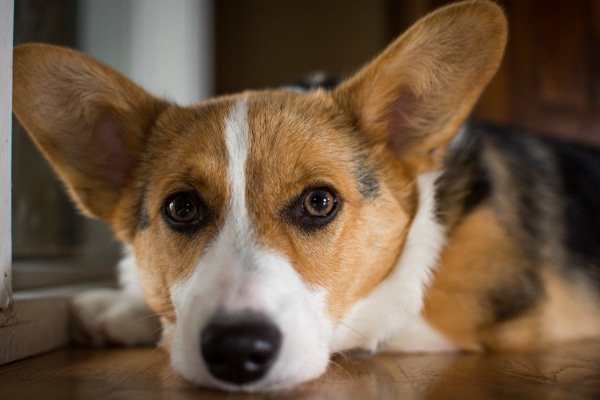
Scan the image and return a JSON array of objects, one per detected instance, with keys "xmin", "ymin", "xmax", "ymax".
[{"xmin": 11, "ymin": 0, "xmax": 600, "ymax": 289}]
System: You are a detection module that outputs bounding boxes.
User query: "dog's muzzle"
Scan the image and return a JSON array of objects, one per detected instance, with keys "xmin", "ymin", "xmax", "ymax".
[{"xmin": 200, "ymin": 311, "xmax": 282, "ymax": 385}]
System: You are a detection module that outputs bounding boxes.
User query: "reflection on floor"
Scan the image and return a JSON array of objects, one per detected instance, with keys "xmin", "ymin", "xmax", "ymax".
[{"xmin": 1, "ymin": 340, "xmax": 600, "ymax": 399}]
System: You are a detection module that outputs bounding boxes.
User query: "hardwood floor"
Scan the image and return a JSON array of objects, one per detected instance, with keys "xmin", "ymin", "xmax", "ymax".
[{"xmin": 1, "ymin": 341, "xmax": 600, "ymax": 399}]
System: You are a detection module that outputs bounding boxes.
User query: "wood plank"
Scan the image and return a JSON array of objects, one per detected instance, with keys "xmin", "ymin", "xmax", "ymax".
[{"xmin": 1, "ymin": 341, "xmax": 600, "ymax": 399}]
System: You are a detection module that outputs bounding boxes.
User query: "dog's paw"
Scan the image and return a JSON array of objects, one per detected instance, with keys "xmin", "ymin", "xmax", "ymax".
[{"xmin": 70, "ymin": 289, "xmax": 161, "ymax": 347}]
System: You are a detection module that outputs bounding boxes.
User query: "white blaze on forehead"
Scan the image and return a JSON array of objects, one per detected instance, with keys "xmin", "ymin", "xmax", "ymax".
[{"xmin": 224, "ymin": 96, "xmax": 253, "ymax": 249}]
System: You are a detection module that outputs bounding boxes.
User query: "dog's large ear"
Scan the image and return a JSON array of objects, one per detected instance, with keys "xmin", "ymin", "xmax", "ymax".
[
  {"xmin": 12, "ymin": 44, "xmax": 167, "ymax": 222},
  {"xmin": 333, "ymin": 0, "xmax": 507, "ymax": 173}
]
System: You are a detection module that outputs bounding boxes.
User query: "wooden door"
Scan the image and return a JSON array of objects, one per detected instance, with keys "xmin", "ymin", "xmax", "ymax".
[{"xmin": 393, "ymin": 0, "xmax": 600, "ymax": 147}]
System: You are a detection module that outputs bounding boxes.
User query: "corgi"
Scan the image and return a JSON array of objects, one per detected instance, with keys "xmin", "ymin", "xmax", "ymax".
[{"xmin": 11, "ymin": 0, "xmax": 600, "ymax": 392}]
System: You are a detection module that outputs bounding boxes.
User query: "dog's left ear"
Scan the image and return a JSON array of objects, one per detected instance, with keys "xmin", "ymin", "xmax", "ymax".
[{"xmin": 333, "ymin": 0, "xmax": 507, "ymax": 173}]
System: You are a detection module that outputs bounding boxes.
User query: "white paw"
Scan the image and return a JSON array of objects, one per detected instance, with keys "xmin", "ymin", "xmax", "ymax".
[{"xmin": 70, "ymin": 288, "xmax": 161, "ymax": 347}]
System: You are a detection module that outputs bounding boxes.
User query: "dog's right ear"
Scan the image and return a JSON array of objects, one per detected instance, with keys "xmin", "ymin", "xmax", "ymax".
[
  {"xmin": 12, "ymin": 44, "xmax": 167, "ymax": 222},
  {"xmin": 332, "ymin": 0, "xmax": 507, "ymax": 174}
]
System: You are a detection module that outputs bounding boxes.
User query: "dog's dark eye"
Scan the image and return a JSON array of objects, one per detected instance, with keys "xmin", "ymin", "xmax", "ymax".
[
  {"xmin": 284, "ymin": 187, "xmax": 340, "ymax": 232},
  {"xmin": 303, "ymin": 189, "xmax": 335, "ymax": 217},
  {"xmin": 167, "ymin": 195, "xmax": 198, "ymax": 222},
  {"xmin": 164, "ymin": 192, "xmax": 205, "ymax": 234}
]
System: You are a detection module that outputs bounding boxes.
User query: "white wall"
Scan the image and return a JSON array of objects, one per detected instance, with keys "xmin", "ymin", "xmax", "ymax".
[{"xmin": 78, "ymin": 0, "xmax": 214, "ymax": 105}]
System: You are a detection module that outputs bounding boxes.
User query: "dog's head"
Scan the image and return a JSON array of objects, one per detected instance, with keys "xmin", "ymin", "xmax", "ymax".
[{"xmin": 12, "ymin": 0, "xmax": 506, "ymax": 392}]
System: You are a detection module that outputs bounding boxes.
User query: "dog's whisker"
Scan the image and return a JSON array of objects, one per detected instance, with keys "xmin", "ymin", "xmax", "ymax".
[
  {"xmin": 124, "ymin": 313, "xmax": 161, "ymax": 329},
  {"xmin": 336, "ymin": 320, "xmax": 369, "ymax": 342}
]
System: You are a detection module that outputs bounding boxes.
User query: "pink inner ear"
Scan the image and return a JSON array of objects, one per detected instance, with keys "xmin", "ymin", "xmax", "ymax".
[
  {"xmin": 387, "ymin": 90, "xmax": 418, "ymax": 155},
  {"xmin": 89, "ymin": 116, "xmax": 133, "ymax": 189}
]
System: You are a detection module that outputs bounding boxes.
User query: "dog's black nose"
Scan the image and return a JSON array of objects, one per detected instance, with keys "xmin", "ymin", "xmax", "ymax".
[{"xmin": 200, "ymin": 312, "xmax": 282, "ymax": 385}]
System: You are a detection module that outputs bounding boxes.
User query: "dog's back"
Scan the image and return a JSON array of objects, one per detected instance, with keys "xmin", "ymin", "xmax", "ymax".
[{"xmin": 426, "ymin": 123, "xmax": 600, "ymax": 351}]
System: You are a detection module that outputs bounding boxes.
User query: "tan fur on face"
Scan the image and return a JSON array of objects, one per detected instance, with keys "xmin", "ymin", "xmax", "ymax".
[
  {"xmin": 125, "ymin": 98, "xmax": 240, "ymax": 319},
  {"xmin": 243, "ymin": 90, "xmax": 415, "ymax": 319},
  {"xmin": 131, "ymin": 88, "xmax": 418, "ymax": 323}
]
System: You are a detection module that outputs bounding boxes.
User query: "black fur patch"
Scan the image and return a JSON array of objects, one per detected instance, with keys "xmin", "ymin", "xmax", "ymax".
[
  {"xmin": 139, "ymin": 207, "xmax": 151, "ymax": 230},
  {"xmin": 554, "ymin": 140, "xmax": 600, "ymax": 286},
  {"xmin": 287, "ymin": 74, "xmax": 340, "ymax": 92},
  {"xmin": 471, "ymin": 123, "xmax": 562, "ymax": 264},
  {"xmin": 487, "ymin": 266, "xmax": 543, "ymax": 323},
  {"xmin": 436, "ymin": 126, "xmax": 491, "ymax": 226},
  {"xmin": 133, "ymin": 181, "xmax": 151, "ymax": 231},
  {"xmin": 439, "ymin": 122, "xmax": 600, "ymax": 321},
  {"xmin": 469, "ymin": 123, "xmax": 600, "ymax": 290},
  {"xmin": 355, "ymin": 165, "xmax": 380, "ymax": 198},
  {"xmin": 485, "ymin": 126, "xmax": 550, "ymax": 243}
]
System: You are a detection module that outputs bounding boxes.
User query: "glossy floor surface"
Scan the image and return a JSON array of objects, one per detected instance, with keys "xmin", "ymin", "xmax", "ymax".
[{"xmin": 1, "ymin": 341, "xmax": 600, "ymax": 399}]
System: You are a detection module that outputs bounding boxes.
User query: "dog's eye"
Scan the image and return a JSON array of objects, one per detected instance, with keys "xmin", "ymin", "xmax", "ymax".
[
  {"xmin": 284, "ymin": 187, "xmax": 340, "ymax": 232},
  {"xmin": 164, "ymin": 192, "xmax": 205, "ymax": 234},
  {"xmin": 303, "ymin": 189, "xmax": 335, "ymax": 217},
  {"xmin": 167, "ymin": 195, "xmax": 198, "ymax": 222}
]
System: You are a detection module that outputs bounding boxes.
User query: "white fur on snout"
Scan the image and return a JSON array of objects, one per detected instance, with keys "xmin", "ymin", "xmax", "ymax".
[
  {"xmin": 170, "ymin": 248, "xmax": 332, "ymax": 391},
  {"xmin": 168, "ymin": 97, "xmax": 333, "ymax": 392}
]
